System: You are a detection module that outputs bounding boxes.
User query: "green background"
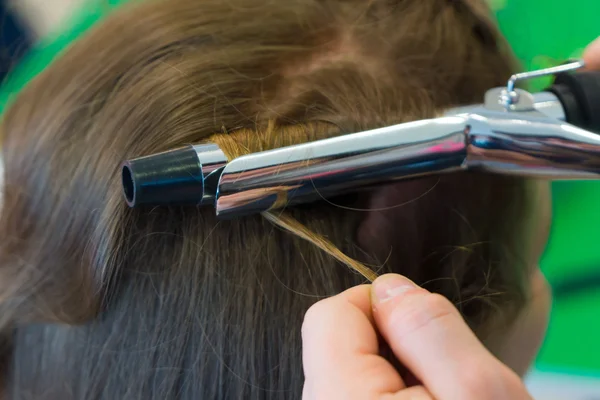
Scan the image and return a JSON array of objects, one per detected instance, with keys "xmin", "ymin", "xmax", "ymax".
[{"xmin": 1, "ymin": 0, "xmax": 599, "ymax": 376}]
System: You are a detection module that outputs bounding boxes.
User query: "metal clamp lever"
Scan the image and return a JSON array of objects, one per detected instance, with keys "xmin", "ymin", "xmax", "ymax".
[{"xmin": 501, "ymin": 59, "xmax": 586, "ymax": 109}]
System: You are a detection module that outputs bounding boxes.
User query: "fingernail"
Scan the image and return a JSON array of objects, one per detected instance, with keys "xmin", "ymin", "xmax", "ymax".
[{"xmin": 372, "ymin": 274, "xmax": 417, "ymax": 304}]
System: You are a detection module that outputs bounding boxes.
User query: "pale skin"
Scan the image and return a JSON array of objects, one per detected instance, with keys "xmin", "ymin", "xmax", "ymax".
[
  {"xmin": 301, "ymin": 37, "xmax": 600, "ymax": 400},
  {"xmin": 584, "ymin": 36, "xmax": 600, "ymax": 70}
]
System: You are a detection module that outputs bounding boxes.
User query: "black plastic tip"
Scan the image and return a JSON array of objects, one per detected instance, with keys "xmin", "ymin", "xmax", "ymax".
[{"xmin": 122, "ymin": 145, "xmax": 204, "ymax": 207}]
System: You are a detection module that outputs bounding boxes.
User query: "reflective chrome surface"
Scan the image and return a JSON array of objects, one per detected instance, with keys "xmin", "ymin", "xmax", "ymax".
[
  {"xmin": 215, "ymin": 117, "xmax": 470, "ymax": 217},
  {"xmin": 462, "ymin": 106, "xmax": 600, "ymax": 179},
  {"xmin": 209, "ymin": 89, "xmax": 600, "ymax": 218},
  {"xmin": 192, "ymin": 143, "xmax": 228, "ymax": 205},
  {"xmin": 530, "ymin": 91, "xmax": 565, "ymax": 121}
]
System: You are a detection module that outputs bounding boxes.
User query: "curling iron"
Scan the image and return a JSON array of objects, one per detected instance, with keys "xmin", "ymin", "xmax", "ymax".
[{"xmin": 121, "ymin": 61, "xmax": 600, "ymax": 219}]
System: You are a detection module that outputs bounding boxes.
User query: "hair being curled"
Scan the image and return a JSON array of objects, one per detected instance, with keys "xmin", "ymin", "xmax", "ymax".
[{"xmin": 0, "ymin": 0, "xmax": 543, "ymax": 398}]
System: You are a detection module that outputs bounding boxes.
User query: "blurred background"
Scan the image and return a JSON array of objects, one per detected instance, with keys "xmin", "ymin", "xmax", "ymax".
[{"xmin": 0, "ymin": 0, "xmax": 599, "ymax": 398}]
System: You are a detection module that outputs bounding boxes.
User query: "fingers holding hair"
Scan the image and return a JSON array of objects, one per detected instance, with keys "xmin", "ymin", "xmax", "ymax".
[
  {"xmin": 371, "ymin": 274, "xmax": 532, "ymax": 400},
  {"xmin": 302, "ymin": 285, "xmax": 407, "ymax": 399},
  {"xmin": 302, "ymin": 274, "xmax": 533, "ymax": 400}
]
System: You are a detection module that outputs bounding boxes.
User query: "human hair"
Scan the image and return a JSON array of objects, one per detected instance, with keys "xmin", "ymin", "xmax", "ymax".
[{"xmin": 0, "ymin": 0, "xmax": 541, "ymax": 398}]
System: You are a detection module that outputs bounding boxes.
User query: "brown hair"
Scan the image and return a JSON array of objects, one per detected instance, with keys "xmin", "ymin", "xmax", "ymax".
[{"xmin": 0, "ymin": 0, "xmax": 538, "ymax": 398}]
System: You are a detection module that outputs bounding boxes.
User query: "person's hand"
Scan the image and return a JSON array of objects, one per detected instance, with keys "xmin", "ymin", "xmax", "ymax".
[
  {"xmin": 301, "ymin": 274, "xmax": 532, "ymax": 400},
  {"xmin": 584, "ymin": 36, "xmax": 600, "ymax": 70}
]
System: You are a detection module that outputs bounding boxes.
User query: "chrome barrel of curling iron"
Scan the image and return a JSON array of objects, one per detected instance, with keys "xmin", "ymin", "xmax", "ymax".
[
  {"xmin": 121, "ymin": 67, "xmax": 600, "ymax": 218},
  {"xmin": 213, "ymin": 90, "xmax": 600, "ymax": 218}
]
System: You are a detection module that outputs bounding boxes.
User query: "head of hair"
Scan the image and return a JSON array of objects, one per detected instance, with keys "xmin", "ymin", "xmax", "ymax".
[{"xmin": 0, "ymin": 0, "xmax": 541, "ymax": 398}]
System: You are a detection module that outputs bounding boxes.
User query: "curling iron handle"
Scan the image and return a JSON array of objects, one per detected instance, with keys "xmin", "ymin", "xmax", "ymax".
[{"xmin": 547, "ymin": 71, "xmax": 600, "ymax": 133}]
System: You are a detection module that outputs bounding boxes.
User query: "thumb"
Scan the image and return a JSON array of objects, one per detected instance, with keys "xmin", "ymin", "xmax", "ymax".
[{"xmin": 370, "ymin": 274, "xmax": 531, "ymax": 400}]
